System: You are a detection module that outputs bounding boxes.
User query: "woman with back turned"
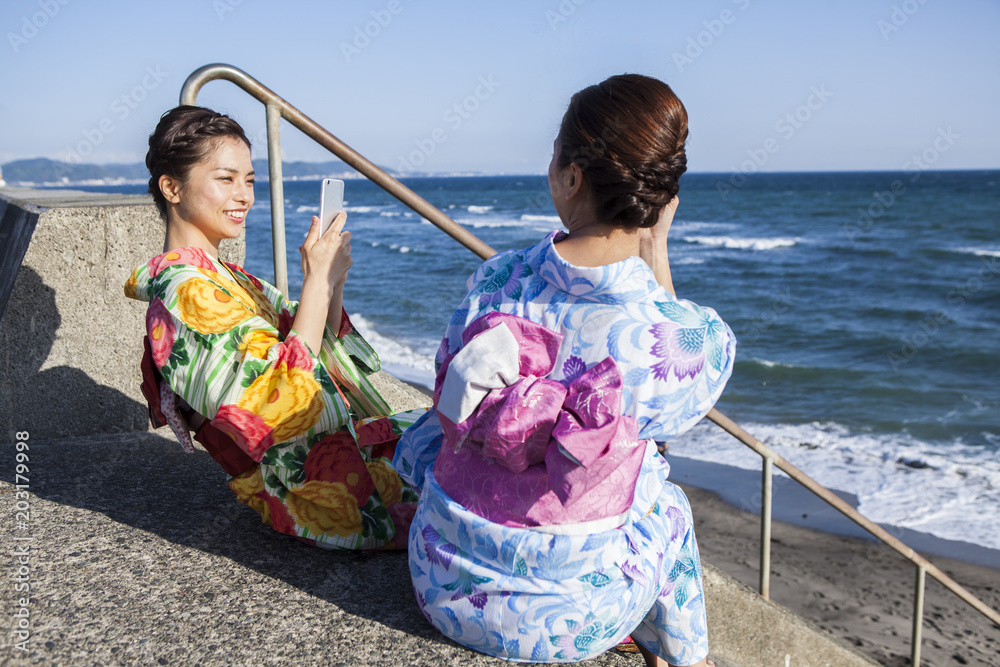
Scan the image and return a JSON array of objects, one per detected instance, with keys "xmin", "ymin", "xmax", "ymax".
[
  {"xmin": 393, "ymin": 75, "xmax": 735, "ymax": 666},
  {"xmin": 124, "ymin": 106, "xmax": 423, "ymax": 551}
]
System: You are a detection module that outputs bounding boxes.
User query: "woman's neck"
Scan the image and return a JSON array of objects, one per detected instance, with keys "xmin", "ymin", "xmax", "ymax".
[
  {"xmin": 164, "ymin": 219, "xmax": 219, "ymax": 258},
  {"xmin": 552, "ymin": 220, "xmax": 640, "ymax": 268}
]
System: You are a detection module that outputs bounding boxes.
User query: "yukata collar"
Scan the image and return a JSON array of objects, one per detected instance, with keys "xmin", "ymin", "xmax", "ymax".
[{"xmin": 525, "ymin": 231, "xmax": 662, "ymax": 305}]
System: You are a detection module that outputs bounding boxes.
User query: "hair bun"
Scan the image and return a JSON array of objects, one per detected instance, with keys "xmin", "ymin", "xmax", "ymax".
[{"xmin": 556, "ymin": 74, "xmax": 688, "ymax": 229}]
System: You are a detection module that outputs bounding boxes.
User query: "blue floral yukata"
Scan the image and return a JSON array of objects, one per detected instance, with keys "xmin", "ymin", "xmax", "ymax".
[{"xmin": 394, "ymin": 231, "xmax": 735, "ymax": 664}]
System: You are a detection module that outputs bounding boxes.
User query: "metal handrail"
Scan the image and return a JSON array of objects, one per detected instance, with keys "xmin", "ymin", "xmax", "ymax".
[
  {"xmin": 180, "ymin": 64, "xmax": 1000, "ymax": 666},
  {"xmin": 179, "ymin": 63, "xmax": 495, "ymax": 295}
]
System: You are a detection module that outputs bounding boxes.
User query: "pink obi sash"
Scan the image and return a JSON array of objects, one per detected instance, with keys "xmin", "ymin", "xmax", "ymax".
[{"xmin": 433, "ymin": 312, "xmax": 644, "ymax": 533}]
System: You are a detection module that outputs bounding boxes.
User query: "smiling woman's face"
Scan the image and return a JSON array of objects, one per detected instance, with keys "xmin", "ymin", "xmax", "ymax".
[{"xmin": 170, "ymin": 137, "xmax": 255, "ymax": 246}]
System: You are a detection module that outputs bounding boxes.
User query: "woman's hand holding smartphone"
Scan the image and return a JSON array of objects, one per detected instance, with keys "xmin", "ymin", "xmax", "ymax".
[{"xmin": 319, "ymin": 178, "xmax": 345, "ymax": 237}]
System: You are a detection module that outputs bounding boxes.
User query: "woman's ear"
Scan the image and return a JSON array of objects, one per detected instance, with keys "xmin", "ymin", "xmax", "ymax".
[
  {"xmin": 159, "ymin": 174, "xmax": 182, "ymax": 205},
  {"xmin": 564, "ymin": 162, "xmax": 586, "ymax": 201}
]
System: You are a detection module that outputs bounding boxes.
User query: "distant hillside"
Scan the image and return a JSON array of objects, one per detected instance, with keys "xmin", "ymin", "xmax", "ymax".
[
  {"xmin": 1, "ymin": 158, "xmax": 391, "ymax": 185},
  {"xmin": 2, "ymin": 158, "xmax": 147, "ymax": 184},
  {"xmin": 252, "ymin": 159, "xmax": 363, "ymax": 179}
]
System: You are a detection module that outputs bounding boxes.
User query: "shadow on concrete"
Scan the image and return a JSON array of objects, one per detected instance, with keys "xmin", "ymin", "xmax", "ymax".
[
  {"xmin": 21, "ymin": 431, "xmax": 456, "ymax": 649},
  {"xmin": 1, "ymin": 265, "xmax": 149, "ymax": 439}
]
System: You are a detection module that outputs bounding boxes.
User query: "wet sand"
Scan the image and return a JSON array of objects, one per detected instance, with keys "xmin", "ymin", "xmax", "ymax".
[{"xmin": 681, "ymin": 483, "xmax": 1000, "ymax": 666}]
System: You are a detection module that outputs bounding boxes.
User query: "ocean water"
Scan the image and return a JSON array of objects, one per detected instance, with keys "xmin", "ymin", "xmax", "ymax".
[{"xmin": 85, "ymin": 170, "xmax": 1000, "ymax": 553}]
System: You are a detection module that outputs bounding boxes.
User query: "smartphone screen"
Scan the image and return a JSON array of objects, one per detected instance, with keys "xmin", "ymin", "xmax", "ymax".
[{"xmin": 319, "ymin": 178, "xmax": 345, "ymax": 236}]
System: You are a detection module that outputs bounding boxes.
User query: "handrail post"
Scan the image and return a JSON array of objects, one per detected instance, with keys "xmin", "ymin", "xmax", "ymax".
[
  {"xmin": 265, "ymin": 103, "xmax": 288, "ymax": 296},
  {"xmin": 912, "ymin": 564, "xmax": 925, "ymax": 666},
  {"xmin": 760, "ymin": 456, "xmax": 773, "ymax": 600}
]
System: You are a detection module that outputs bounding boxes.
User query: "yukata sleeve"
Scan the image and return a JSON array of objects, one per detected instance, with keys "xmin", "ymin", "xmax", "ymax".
[
  {"xmin": 316, "ymin": 313, "xmax": 394, "ymax": 419},
  {"xmin": 634, "ymin": 296, "xmax": 737, "ymax": 443},
  {"xmin": 392, "ymin": 408, "xmax": 444, "ymax": 491},
  {"xmin": 146, "ymin": 262, "xmax": 351, "ymax": 462},
  {"xmin": 391, "ymin": 259, "xmax": 500, "ymax": 488},
  {"xmin": 256, "ymin": 276, "xmax": 392, "ymax": 420}
]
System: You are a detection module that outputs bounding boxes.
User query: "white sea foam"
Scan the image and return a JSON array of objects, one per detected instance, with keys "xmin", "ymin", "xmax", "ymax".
[
  {"xmin": 519, "ymin": 214, "xmax": 564, "ymax": 232},
  {"xmin": 457, "ymin": 214, "xmax": 526, "ymax": 229},
  {"xmin": 467, "ymin": 205, "xmax": 494, "ymax": 214},
  {"xmin": 348, "ymin": 313, "xmax": 436, "ymax": 389},
  {"xmin": 399, "ymin": 246, "xmax": 411, "ymax": 253},
  {"xmin": 749, "ymin": 358, "xmax": 802, "ymax": 368},
  {"xmin": 953, "ymin": 247, "xmax": 1000, "ymax": 259},
  {"xmin": 671, "ymin": 220, "xmax": 738, "ymax": 233},
  {"xmin": 683, "ymin": 236, "xmax": 799, "ymax": 251},
  {"xmin": 295, "ymin": 205, "xmax": 319, "ymax": 213},
  {"xmin": 671, "ymin": 420, "xmax": 1000, "ymax": 551},
  {"xmin": 380, "ymin": 211, "xmax": 401, "ymax": 217},
  {"xmin": 345, "ymin": 205, "xmax": 379, "ymax": 213},
  {"xmin": 673, "ymin": 257, "xmax": 705, "ymax": 265}
]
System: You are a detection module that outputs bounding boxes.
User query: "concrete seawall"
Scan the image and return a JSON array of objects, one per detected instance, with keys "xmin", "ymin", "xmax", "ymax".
[
  {"xmin": 0, "ymin": 188, "xmax": 244, "ymax": 440},
  {"xmin": 0, "ymin": 188, "xmax": 876, "ymax": 666}
]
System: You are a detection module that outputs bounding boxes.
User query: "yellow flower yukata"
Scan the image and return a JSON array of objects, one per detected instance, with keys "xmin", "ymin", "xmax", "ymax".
[{"xmin": 125, "ymin": 247, "xmax": 423, "ymax": 550}]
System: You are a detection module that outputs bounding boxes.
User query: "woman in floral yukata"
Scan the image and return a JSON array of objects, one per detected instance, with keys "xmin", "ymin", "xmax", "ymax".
[
  {"xmin": 393, "ymin": 75, "xmax": 735, "ymax": 666},
  {"xmin": 124, "ymin": 106, "xmax": 423, "ymax": 551}
]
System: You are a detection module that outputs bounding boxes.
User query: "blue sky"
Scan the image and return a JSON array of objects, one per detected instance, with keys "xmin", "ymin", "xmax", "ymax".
[{"xmin": 1, "ymin": 0, "xmax": 997, "ymax": 174}]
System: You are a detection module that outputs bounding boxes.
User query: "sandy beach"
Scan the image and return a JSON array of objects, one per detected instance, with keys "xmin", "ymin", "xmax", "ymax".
[{"xmin": 681, "ymin": 483, "xmax": 1000, "ymax": 666}]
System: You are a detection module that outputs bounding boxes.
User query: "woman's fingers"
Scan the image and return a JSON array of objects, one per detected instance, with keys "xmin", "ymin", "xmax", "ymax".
[
  {"xmin": 647, "ymin": 196, "xmax": 679, "ymax": 241},
  {"xmin": 315, "ymin": 212, "xmax": 349, "ymax": 249},
  {"xmin": 329, "ymin": 211, "xmax": 348, "ymax": 237},
  {"xmin": 660, "ymin": 195, "xmax": 679, "ymax": 222},
  {"xmin": 303, "ymin": 215, "xmax": 321, "ymax": 249},
  {"xmin": 301, "ymin": 212, "xmax": 353, "ymax": 292}
]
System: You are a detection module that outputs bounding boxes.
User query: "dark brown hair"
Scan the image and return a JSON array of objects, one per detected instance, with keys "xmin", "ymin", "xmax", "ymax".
[
  {"xmin": 145, "ymin": 105, "xmax": 251, "ymax": 220},
  {"xmin": 556, "ymin": 74, "xmax": 688, "ymax": 229}
]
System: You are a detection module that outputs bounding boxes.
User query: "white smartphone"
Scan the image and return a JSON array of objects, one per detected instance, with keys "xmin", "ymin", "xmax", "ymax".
[{"xmin": 319, "ymin": 178, "xmax": 345, "ymax": 236}]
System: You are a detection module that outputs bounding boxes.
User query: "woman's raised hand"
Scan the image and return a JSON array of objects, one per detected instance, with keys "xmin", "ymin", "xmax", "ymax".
[
  {"xmin": 639, "ymin": 196, "xmax": 678, "ymax": 297},
  {"xmin": 640, "ymin": 196, "xmax": 679, "ymax": 247},
  {"xmin": 300, "ymin": 213, "xmax": 353, "ymax": 299},
  {"xmin": 293, "ymin": 213, "xmax": 352, "ymax": 352}
]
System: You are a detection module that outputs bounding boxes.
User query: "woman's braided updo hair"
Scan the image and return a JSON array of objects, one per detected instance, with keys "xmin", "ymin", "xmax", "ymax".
[
  {"xmin": 146, "ymin": 105, "xmax": 251, "ymax": 220},
  {"xmin": 556, "ymin": 74, "xmax": 688, "ymax": 229}
]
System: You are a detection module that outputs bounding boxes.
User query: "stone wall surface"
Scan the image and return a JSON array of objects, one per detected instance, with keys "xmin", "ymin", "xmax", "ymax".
[
  {"xmin": 704, "ymin": 563, "xmax": 878, "ymax": 667},
  {"xmin": 0, "ymin": 188, "xmax": 243, "ymax": 440}
]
